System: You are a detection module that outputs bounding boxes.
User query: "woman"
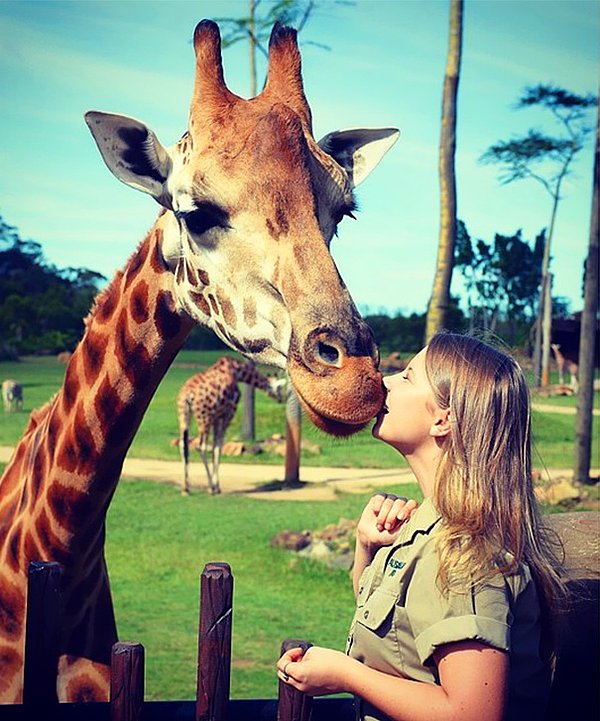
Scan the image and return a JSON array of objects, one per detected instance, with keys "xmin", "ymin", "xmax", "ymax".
[{"xmin": 277, "ymin": 332, "xmax": 564, "ymax": 721}]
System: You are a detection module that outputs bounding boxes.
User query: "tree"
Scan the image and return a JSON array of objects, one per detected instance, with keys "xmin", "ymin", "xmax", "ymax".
[
  {"xmin": 574, "ymin": 100, "xmax": 599, "ymax": 484},
  {"xmin": 216, "ymin": 0, "xmax": 328, "ymax": 96},
  {"xmin": 454, "ymin": 221, "xmax": 544, "ymax": 342},
  {"xmin": 480, "ymin": 84, "xmax": 597, "ymax": 386},
  {"xmin": 0, "ymin": 214, "xmax": 105, "ymax": 357},
  {"xmin": 425, "ymin": 0, "xmax": 464, "ymax": 342}
]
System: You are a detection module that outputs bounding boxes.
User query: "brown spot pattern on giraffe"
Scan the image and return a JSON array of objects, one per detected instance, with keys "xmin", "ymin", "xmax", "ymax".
[
  {"xmin": 6, "ymin": 527, "xmax": 22, "ymax": 573},
  {"xmin": 94, "ymin": 282, "xmax": 119, "ymax": 325},
  {"xmin": 190, "ymin": 291, "xmax": 211, "ymax": 316},
  {"xmin": 62, "ymin": 364, "xmax": 80, "ymax": 414},
  {"xmin": 154, "ymin": 290, "xmax": 182, "ymax": 340},
  {"xmin": 36, "ymin": 508, "xmax": 70, "ymax": 564},
  {"xmin": 243, "ymin": 297, "xmax": 257, "ymax": 327},
  {"xmin": 207, "ymin": 293, "xmax": 219, "ymax": 315},
  {"xmin": 217, "ymin": 291, "xmax": 237, "ymax": 329},
  {"xmin": 130, "ymin": 280, "xmax": 150, "ymax": 324},
  {"xmin": 82, "ymin": 330, "xmax": 106, "ymax": 386}
]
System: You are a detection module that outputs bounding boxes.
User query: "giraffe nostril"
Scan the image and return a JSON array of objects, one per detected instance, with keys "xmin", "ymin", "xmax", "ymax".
[{"xmin": 317, "ymin": 341, "xmax": 341, "ymax": 366}]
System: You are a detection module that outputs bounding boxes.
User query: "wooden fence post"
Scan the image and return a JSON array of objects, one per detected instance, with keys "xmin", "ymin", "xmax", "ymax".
[
  {"xmin": 23, "ymin": 561, "xmax": 62, "ymax": 709},
  {"xmin": 196, "ymin": 562, "xmax": 234, "ymax": 721},
  {"xmin": 110, "ymin": 642, "xmax": 145, "ymax": 721},
  {"xmin": 284, "ymin": 387, "xmax": 301, "ymax": 485},
  {"xmin": 277, "ymin": 639, "xmax": 313, "ymax": 721}
]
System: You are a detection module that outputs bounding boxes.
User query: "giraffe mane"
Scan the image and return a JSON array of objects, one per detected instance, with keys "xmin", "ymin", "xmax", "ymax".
[{"xmin": 84, "ymin": 211, "xmax": 167, "ymax": 328}]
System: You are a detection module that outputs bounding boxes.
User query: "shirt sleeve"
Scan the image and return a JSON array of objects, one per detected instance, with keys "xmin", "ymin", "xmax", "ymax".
[{"xmin": 407, "ymin": 538, "xmax": 514, "ymax": 666}]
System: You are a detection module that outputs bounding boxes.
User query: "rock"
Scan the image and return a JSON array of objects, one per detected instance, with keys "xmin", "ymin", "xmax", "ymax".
[
  {"xmin": 270, "ymin": 530, "xmax": 312, "ymax": 551},
  {"xmin": 544, "ymin": 480, "xmax": 580, "ymax": 506},
  {"xmin": 222, "ymin": 441, "xmax": 245, "ymax": 456}
]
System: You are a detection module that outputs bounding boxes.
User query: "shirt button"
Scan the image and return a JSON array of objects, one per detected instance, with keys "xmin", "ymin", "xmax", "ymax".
[{"xmin": 363, "ymin": 610, "xmax": 369, "ymax": 619}]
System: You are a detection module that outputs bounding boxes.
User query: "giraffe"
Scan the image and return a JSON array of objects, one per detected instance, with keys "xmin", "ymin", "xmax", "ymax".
[
  {"xmin": 0, "ymin": 20, "xmax": 398, "ymax": 703},
  {"xmin": 177, "ymin": 356, "xmax": 284, "ymax": 495},
  {"xmin": 551, "ymin": 343, "xmax": 579, "ymax": 392},
  {"xmin": 2, "ymin": 380, "xmax": 23, "ymax": 413}
]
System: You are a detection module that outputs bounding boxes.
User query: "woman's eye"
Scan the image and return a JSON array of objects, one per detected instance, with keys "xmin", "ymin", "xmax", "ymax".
[{"xmin": 184, "ymin": 210, "xmax": 221, "ymax": 236}]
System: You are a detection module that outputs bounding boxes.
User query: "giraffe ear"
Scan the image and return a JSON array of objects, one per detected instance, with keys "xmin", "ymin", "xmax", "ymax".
[
  {"xmin": 317, "ymin": 127, "xmax": 399, "ymax": 187},
  {"xmin": 85, "ymin": 111, "xmax": 173, "ymax": 205}
]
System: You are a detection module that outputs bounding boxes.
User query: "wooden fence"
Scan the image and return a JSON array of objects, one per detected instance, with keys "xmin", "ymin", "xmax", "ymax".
[
  {"xmin": 1, "ymin": 560, "xmax": 357, "ymax": 721},
  {"xmin": 1, "ymin": 512, "xmax": 598, "ymax": 721}
]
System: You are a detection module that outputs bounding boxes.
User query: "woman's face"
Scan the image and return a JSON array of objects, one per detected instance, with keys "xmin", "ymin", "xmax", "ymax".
[{"xmin": 372, "ymin": 347, "xmax": 446, "ymax": 455}]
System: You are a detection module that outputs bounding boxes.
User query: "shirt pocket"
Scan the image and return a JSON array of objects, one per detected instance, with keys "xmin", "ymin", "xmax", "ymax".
[
  {"xmin": 357, "ymin": 589, "xmax": 397, "ymax": 637},
  {"xmin": 352, "ymin": 589, "xmax": 410, "ymax": 677}
]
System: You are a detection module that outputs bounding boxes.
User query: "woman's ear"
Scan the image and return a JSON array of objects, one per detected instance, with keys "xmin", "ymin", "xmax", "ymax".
[{"xmin": 430, "ymin": 408, "xmax": 451, "ymax": 438}]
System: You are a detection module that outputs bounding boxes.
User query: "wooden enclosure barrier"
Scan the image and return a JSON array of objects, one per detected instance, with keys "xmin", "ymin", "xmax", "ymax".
[{"xmin": 1, "ymin": 520, "xmax": 597, "ymax": 721}]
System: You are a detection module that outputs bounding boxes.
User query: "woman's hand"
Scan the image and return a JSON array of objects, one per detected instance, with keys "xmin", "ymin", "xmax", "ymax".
[
  {"xmin": 356, "ymin": 492, "xmax": 418, "ymax": 551},
  {"xmin": 277, "ymin": 645, "xmax": 357, "ymax": 696}
]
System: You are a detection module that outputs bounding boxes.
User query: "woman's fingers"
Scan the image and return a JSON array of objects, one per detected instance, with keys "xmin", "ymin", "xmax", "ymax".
[{"xmin": 374, "ymin": 494, "xmax": 417, "ymax": 531}]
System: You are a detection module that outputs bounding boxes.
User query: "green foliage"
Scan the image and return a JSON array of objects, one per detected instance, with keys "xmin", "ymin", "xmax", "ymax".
[
  {"xmin": 454, "ymin": 220, "xmax": 545, "ymax": 340},
  {"xmin": 480, "ymin": 83, "xmax": 597, "ymax": 197},
  {"xmin": 0, "ymin": 214, "xmax": 105, "ymax": 357},
  {"xmin": 365, "ymin": 302, "xmax": 466, "ymax": 355}
]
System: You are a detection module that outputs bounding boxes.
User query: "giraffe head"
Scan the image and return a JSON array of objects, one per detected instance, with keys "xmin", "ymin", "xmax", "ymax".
[{"xmin": 85, "ymin": 20, "xmax": 398, "ymax": 436}]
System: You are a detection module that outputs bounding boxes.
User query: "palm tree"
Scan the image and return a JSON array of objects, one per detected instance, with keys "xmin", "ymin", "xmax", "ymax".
[{"xmin": 425, "ymin": 0, "xmax": 464, "ymax": 342}]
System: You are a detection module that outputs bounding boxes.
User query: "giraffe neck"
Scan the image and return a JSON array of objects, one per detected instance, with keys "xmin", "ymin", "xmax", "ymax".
[
  {"xmin": 2, "ymin": 215, "xmax": 194, "ymax": 554},
  {"xmin": 230, "ymin": 359, "xmax": 278, "ymax": 398}
]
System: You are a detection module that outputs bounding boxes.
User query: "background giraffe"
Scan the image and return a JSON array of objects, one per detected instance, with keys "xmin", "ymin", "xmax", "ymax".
[
  {"xmin": 2, "ymin": 380, "xmax": 23, "ymax": 413},
  {"xmin": 0, "ymin": 20, "xmax": 398, "ymax": 703},
  {"xmin": 551, "ymin": 343, "xmax": 579, "ymax": 392},
  {"xmin": 177, "ymin": 356, "xmax": 285, "ymax": 495}
]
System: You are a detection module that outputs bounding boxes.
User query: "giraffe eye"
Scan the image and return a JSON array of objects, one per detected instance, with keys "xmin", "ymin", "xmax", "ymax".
[
  {"xmin": 182, "ymin": 202, "xmax": 230, "ymax": 236},
  {"xmin": 184, "ymin": 209, "xmax": 222, "ymax": 236}
]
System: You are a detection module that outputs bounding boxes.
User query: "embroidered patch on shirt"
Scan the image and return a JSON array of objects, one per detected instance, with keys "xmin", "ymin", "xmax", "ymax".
[{"xmin": 388, "ymin": 558, "xmax": 406, "ymax": 576}]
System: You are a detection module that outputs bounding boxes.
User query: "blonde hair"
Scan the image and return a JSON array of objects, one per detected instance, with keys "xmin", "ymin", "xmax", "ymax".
[{"xmin": 425, "ymin": 332, "xmax": 565, "ymax": 623}]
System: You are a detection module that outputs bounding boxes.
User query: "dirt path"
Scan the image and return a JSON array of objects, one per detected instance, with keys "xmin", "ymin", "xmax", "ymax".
[
  {"xmin": 532, "ymin": 403, "xmax": 600, "ymax": 416},
  {"xmin": 1, "ymin": 444, "xmax": 595, "ymax": 502},
  {"xmin": 0, "ymin": 445, "xmax": 416, "ymax": 501}
]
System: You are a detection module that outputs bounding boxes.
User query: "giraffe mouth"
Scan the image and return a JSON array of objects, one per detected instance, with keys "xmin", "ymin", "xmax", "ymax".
[{"xmin": 288, "ymin": 357, "xmax": 385, "ymax": 437}]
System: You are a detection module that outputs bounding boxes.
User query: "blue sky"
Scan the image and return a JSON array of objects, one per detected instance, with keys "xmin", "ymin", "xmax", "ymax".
[{"xmin": 0, "ymin": 0, "xmax": 597, "ymax": 316}]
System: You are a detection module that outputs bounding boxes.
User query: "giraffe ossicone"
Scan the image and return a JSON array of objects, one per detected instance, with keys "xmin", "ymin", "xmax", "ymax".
[{"xmin": 0, "ymin": 19, "xmax": 398, "ymax": 703}]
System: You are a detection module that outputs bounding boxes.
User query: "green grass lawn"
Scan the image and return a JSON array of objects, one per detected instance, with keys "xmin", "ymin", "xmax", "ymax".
[
  {"xmin": 0, "ymin": 351, "xmax": 598, "ymax": 701},
  {"xmin": 0, "ymin": 352, "xmax": 597, "ymax": 470},
  {"xmin": 106, "ymin": 477, "xmax": 422, "ymax": 700}
]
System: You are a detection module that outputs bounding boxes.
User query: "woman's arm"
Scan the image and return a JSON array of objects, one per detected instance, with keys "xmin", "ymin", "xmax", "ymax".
[
  {"xmin": 277, "ymin": 641, "xmax": 508, "ymax": 721},
  {"xmin": 352, "ymin": 493, "xmax": 418, "ymax": 596}
]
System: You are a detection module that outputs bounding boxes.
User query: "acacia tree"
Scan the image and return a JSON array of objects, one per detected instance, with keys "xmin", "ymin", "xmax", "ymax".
[
  {"xmin": 425, "ymin": 0, "xmax": 464, "ymax": 342},
  {"xmin": 480, "ymin": 84, "xmax": 597, "ymax": 386},
  {"xmin": 574, "ymin": 102, "xmax": 599, "ymax": 484},
  {"xmin": 216, "ymin": 0, "xmax": 326, "ymax": 96}
]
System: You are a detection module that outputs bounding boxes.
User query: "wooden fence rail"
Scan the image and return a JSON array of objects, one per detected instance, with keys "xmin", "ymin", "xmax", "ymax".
[{"xmin": 1, "ymin": 518, "xmax": 598, "ymax": 721}]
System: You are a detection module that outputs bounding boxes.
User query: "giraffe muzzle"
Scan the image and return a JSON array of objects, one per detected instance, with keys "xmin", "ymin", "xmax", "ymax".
[{"xmin": 287, "ymin": 330, "xmax": 385, "ymax": 437}]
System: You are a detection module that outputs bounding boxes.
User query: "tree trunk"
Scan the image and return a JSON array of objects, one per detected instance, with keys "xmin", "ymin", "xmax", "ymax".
[
  {"xmin": 425, "ymin": 0, "xmax": 463, "ymax": 342},
  {"xmin": 574, "ymin": 107, "xmax": 599, "ymax": 484},
  {"xmin": 241, "ymin": 362, "xmax": 256, "ymax": 442},
  {"xmin": 284, "ymin": 385, "xmax": 301, "ymax": 485},
  {"xmin": 541, "ymin": 272, "xmax": 553, "ymax": 386},
  {"xmin": 534, "ymin": 189, "xmax": 561, "ymax": 386},
  {"xmin": 248, "ymin": 0, "xmax": 257, "ymax": 97}
]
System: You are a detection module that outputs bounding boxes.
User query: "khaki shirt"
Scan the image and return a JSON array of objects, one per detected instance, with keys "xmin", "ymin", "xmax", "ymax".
[{"xmin": 346, "ymin": 498, "xmax": 551, "ymax": 721}]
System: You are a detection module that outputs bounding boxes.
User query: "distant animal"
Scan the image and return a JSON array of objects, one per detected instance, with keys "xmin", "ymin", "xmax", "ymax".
[
  {"xmin": 380, "ymin": 351, "xmax": 406, "ymax": 374},
  {"xmin": 57, "ymin": 351, "xmax": 73, "ymax": 364},
  {"xmin": 2, "ymin": 380, "xmax": 23, "ymax": 412},
  {"xmin": 177, "ymin": 356, "xmax": 285, "ymax": 495},
  {"xmin": 551, "ymin": 343, "xmax": 579, "ymax": 392}
]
